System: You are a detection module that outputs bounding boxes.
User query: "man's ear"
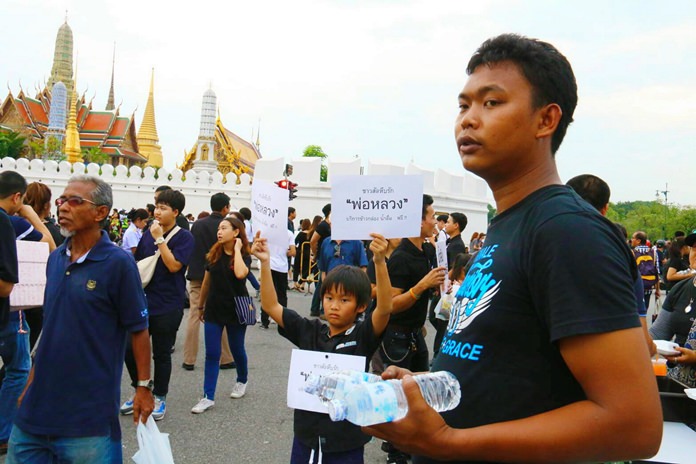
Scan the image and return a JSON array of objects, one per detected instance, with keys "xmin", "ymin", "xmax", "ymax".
[
  {"xmin": 536, "ymin": 103, "xmax": 562, "ymax": 140},
  {"xmin": 95, "ymin": 205, "xmax": 109, "ymax": 223}
]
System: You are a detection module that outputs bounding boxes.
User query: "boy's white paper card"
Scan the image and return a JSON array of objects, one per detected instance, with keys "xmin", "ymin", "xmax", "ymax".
[
  {"xmin": 251, "ymin": 179, "xmax": 290, "ymax": 248},
  {"xmin": 330, "ymin": 175, "xmax": 424, "ymax": 240},
  {"xmin": 287, "ymin": 348, "xmax": 366, "ymax": 414},
  {"xmin": 10, "ymin": 241, "xmax": 49, "ymax": 310}
]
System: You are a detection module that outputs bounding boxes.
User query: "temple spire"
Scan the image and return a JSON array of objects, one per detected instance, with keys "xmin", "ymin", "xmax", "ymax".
[
  {"xmin": 64, "ymin": 60, "xmax": 82, "ymax": 163},
  {"xmin": 48, "ymin": 17, "xmax": 74, "ymax": 97},
  {"xmin": 137, "ymin": 68, "xmax": 163, "ymax": 168},
  {"xmin": 105, "ymin": 43, "xmax": 115, "ymax": 111},
  {"xmin": 255, "ymin": 118, "xmax": 261, "ymax": 150}
]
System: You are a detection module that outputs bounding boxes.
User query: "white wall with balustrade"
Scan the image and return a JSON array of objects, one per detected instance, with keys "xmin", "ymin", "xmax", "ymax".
[{"xmin": 0, "ymin": 156, "xmax": 491, "ymax": 236}]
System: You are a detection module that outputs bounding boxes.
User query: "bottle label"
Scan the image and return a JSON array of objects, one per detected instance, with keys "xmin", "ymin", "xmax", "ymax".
[{"xmin": 366, "ymin": 383, "xmax": 400, "ymax": 423}]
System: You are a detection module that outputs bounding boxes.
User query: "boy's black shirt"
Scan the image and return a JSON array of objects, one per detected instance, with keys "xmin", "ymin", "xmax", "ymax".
[{"xmin": 279, "ymin": 308, "xmax": 382, "ymax": 453}]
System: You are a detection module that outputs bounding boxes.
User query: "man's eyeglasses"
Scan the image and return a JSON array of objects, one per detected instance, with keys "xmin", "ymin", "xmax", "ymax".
[
  {"xmin": 333, "ymin": 243, "xmax": 341, "ymax": 258},
  {"xmin": 55, "ymin": 196, "xmax": 99, "ymax": 207}
]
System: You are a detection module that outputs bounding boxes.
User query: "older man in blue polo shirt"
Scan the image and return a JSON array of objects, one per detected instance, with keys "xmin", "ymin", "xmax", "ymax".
[{"xmin": 8, "ymin": 175, "xmax": 153, "ymax": 463}]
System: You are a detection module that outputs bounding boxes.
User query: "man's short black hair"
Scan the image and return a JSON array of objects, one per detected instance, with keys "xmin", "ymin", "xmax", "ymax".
[
  {"xmin": 155, "ymin": 185, "xmax": 172, "ymax": 193},
  {"xmin": 437, "ymin": 214, "xmax": 449, "ymax": 223},
  {"xmin": 321, "ymin": 265, "xmax": 372, "ymax": 311},
  {"xmin": 450, "ymin": 212, "xmax": 468, "ymax": 233},
  {"xmin": 156, "ymin": 189, "xmax": 185, "ymax": 215},
  {"xmin": 146, "ymin": 203, "xmax": 155, "ymax": 215},
  {"xmin": 239, "ymin": 207, "xmax": 252, "ymax": 221},
  {"xmin": 422, "ymin": 194, "xmax": 434, "ymax": 220},
  {"xmin": 674, "ymin": 231, "xmax": 686, "ymax": 239},
  {"xmin": 467, "ymin": 33, "xmax": 578, "ymax": 155},
  {"xmin": 0, "ymin": 171, "xmax": 27, "ymax": 198},
  {"xmin": 288, "ymin": 207, "xmax": 296, "ymax": 215},
  {"xmin": 322, "ymin": 203, "xmax": 331, "ymax": 217},
  {"xmin": 210, "ymin": 192, "xmax": 230, "ymax": 213},
  {"xmin": 566, "ymin": 174, "xmax": 611, "ymax": 212}
]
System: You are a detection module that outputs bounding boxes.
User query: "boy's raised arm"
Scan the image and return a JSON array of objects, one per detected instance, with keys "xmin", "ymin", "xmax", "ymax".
[
  {"xmin": 250, "ymin": 231, "xmax": 285, "ymax": 328},
  {"xmin": 369, "ymin": 233, "xmax": 393, "ymax": 337}
]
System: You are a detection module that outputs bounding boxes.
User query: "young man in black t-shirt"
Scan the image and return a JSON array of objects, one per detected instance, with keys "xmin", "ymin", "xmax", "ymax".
[
  {"xmin": 252, "ymin": 231, "xmax": 393, "ymax": 463},
  {"xmin": 364, "ymin": 34, "xmax": 662, "ymax": 464}
]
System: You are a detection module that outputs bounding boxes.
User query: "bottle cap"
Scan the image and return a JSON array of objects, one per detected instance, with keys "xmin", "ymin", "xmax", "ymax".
[{"xmin": 328, "ymin": 400, "xmax": 347, "ymax": 422}]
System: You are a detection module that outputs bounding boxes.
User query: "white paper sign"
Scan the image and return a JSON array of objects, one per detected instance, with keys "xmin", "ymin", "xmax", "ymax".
[
  {"xmin": 330, "ymin": 175, "xmax": 424, "ymax": 240},
  {"xmin": 10, "ymin": 241, "xmax": 49, "ymax": 310},
  {"xmin": 251, "ymin": 179, "xmax": 290, "ymax": 248},
  {"xmin": 287, "ymin": 348, "xmax": 366, "ymax": 414},
  {"xmin": 435, "ymin": 237, "xmax": 450, "ymax": 292}
]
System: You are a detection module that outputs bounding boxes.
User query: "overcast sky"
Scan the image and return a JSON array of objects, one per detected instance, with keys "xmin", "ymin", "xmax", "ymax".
[{"xmin": 1, "ymin": 0, "xmax": 694, "ymax": 206}]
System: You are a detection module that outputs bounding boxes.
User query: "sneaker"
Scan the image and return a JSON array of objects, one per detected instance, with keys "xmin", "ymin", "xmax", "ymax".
[
  {"xmin": 259, "ymin": 323, "xmax": 269, "ymax": 329},
  {"xmin": 219, "ymin": 362, "xmax": 236, "ymax": 370},
  {"xmin": 152, "ymin": 396, "xmax": 166, "ymax": 421},
  {"xmin": 230, "ymin": 382, "xmax": 247, "ymax": 398},
  {"xmin": 182, "ymin": 363, "xmax": 194, "ymax": 371},
  {"xmin": 191, "ymin": 397, "xmax": 215, "ymax": 414},
  {"xmin": 120, "ymin": 394, "xmax": 134, "ymax": 415}
]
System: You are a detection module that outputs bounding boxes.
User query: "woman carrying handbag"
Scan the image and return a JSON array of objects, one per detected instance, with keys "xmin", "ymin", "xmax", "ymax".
[{"xmin": 191, "ymin": 217, "xmax": 254, "ymax": 414}]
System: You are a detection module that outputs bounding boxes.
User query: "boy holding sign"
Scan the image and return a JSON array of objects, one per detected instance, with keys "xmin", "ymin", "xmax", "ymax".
[{"xmin": 251, "ymin": 231, "xmax": 393, "ymax": 463}]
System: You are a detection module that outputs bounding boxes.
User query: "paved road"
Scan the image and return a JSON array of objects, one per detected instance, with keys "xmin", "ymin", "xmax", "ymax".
[{"xmin": 116, "ymin": 276, "xmax": 436, "ymax": 463}]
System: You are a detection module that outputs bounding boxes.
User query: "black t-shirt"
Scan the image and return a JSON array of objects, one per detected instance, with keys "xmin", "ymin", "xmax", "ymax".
[
  {"xmin": 417, "ymin": 186, "xmax": 640, "ymax": 464},
  {"xmin": 656, "ymin": 276, "xmax": 696, "ymax": 345},
  {"xmin": 314, "ymin": 220, "xmax": 331, "ymax": 260},
  {"xmin": 279, "ymin": 308, "xmax": 381, "ymax": 453},
  {"xmin": 0, "ymin": 209, "xmax": 18, "ymax": 328},
  {"xmin": 204, "ymin": 253, "xmax": 252, "ymax": 325},
  {"xmin": 664, "ymin": 256, "xmax": 690, "ymax": 291},
  {"xmin": 386, "ymin": 239, "xmax": 436, "ymax": 328},
  {"xmin": 446, "ymin": 234, "xmax": 466, "ymax": 270}
]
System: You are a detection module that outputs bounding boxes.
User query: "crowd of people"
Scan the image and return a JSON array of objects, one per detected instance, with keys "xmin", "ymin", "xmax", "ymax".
[{"xmin": 1, "ymin": 32, "xmax": 693, "ymax": 463}]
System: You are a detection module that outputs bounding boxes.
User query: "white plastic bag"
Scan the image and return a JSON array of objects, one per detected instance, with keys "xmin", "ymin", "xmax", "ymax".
[{"xmin": 132, "ymin": 416, "xmax": 175, "ymax": 464}]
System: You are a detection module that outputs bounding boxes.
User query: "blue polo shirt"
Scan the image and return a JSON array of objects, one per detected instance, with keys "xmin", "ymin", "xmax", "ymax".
[
  {"xmin": 135, "ymin": 226, "xmax": 194, "ymax": 316},
  {"xmin": 318, "ymin": 238, "xmax": 368, "ymax": 273},
  {"xmin": 15, "ymin": 231, "xmax": 148, "ymax": 439},
  {"xmin": 9, "ymin": 215, "xmax": 42, "ymax": 242}
]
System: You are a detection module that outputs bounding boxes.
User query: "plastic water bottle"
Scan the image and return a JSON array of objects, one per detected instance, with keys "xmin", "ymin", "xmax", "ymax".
[
  {"xmin": 327, "ymin": 371, "xmax": 461, "ymax": 426},
  {"xmin": 304, "ymin": 370, "xmax": 381, "ymax": 402}
]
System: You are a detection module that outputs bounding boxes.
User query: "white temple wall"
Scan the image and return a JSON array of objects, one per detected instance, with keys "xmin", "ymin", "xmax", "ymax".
[{"xmin": 1, "ymin": 156, "xmax": 491, "ymax": 236}]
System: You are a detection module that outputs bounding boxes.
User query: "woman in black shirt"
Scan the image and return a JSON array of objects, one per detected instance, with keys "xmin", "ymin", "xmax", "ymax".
[
  {"xmin": 664, "ymin": 239, "xmax": 694, "ymax": 291},
  {"xmin": 191, "ymin": 217, "xmax": 252, "ymax": 414}
]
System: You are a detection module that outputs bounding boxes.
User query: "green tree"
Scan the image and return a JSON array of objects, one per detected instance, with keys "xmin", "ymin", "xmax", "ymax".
[
  {"xmin": 0, "ymin": 131, "xmax": 27, "ymax": 159},
  {"xmin": 82, "ymin": 147, "xmax": 109, "ymax": 165},
  {"xmin": 302, "ymin": 145, "xmax": 328, "ymax": 182},
  {"xmin": 487, "ymin": 204, "xmax": 496, "ymax": 223}
]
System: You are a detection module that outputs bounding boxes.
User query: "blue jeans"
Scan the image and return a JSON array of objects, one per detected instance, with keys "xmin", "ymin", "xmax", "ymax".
[
  {"xmin": 0, "ymin": 312, "xmax": 31, "ymax": 443},
  {"xmin": 7, "ymin": 425, "xmax": 122, "ymax": 463},
  {"xmin": 247, "ymin": 272, "xmax": 260, "ymax": 290},
  {"xmin": 204, "ymin": 320, "xmax": 248, "ymax": 400}
]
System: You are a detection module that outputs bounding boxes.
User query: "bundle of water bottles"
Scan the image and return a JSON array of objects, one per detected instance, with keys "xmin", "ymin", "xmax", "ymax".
[{"xmin": 303, "ymin": 369, "xmax": 461, "ymax": 426}]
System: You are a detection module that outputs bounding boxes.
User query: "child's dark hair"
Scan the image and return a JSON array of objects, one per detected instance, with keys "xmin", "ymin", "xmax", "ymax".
[
  {"xmin": 321, "ymin": 265, "xmax": 372, "ymax": 310},
  {"xmin": 156, "ymin": 189, "xmax": 185, "ymax": 215},
  {"xmin": 467, "ymin": 33, "xmax": 577, "ymax": 155},
  {"xmin": 450, "ymin": 253, "xmax": 472, "ymax": 282}
]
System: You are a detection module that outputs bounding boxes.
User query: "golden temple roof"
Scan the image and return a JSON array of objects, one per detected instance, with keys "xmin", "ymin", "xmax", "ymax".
[
  {"xmin": 64, "ymin": 68, "xmax": 81, "ymax": 163},
  {"xmin": 137, "ymin": 69, "xmax": 163, "ymax": 168},
  {"xmin": 178, "ymin": 117, "xmax": 261, "ymax": 183}
]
